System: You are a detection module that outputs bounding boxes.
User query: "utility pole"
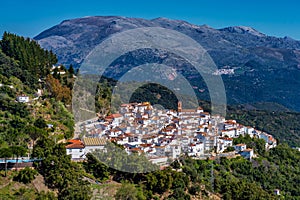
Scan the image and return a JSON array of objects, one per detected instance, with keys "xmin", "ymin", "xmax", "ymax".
[{"xmin": 211, "ymin": 160, "xmax": 214, "ymax": 193}]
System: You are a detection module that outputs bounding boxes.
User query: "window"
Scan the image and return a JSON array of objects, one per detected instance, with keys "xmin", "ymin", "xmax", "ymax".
[
  {"xmin": 69, "ymin": 149, "xmax": 72, "ymax": 152},
  {"xmin": 79, "ymin": 149, "xmax": 83, "ymax": 152}
]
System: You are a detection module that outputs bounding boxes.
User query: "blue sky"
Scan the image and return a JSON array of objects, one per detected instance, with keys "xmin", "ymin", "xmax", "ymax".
[{"xmin": 1, "ymin": 0, "xmax": 300, "ymax": 39}]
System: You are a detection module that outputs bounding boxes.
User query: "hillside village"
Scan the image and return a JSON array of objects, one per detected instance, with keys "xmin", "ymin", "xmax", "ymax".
[
  {"xmin": 66, "ymin": 101, "xmax": 277, "ymax": 165},
  {"xmin": 1, "ymin": 27, "xmax": 300, "ymax": 200},
  {"xmin": 2, "ymin": 31, "xmax": 300, "ymax": 200}
]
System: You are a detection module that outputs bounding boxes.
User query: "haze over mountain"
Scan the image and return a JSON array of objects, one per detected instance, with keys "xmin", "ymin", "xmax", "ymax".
[{"xmin": 34, "ymin": 16, "xmax": 300, "ymax": 111}]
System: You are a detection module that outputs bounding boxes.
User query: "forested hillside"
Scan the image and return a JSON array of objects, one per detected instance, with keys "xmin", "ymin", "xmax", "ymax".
[
  {"xmin": 0, "ymin": 33, "xmax": 75, "ymax": 147},
  {"xmin": 0, "ymin": 32, "xmax": 57, "ymax": 88},
  {"xmin": 0, "ymin": 33, "xmax": 84, "ymax": 199}
]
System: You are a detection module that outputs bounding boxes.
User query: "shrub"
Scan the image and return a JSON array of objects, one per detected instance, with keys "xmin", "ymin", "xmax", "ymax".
[{"xmin": 13, "ymin": 167, "xmax": 38, "ymax": 184}]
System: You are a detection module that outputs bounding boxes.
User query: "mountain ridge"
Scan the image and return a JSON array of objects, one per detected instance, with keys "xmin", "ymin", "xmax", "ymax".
[
  {"xmin": 34, "ymin": 16, "xmax": 300, "ymax": 64},
  {"xmin": 34, "ymin": 16, "xmax": 300, "ymax": 112}
]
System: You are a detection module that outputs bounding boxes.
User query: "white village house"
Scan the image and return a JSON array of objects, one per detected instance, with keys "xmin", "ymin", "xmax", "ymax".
[
  {"xmin": 17, "ymin": 95, "xmax": 29, "ymax": 103},
  {"xmin": 66, "ymin": 138, "xmax": 106, "ymax": 160}
]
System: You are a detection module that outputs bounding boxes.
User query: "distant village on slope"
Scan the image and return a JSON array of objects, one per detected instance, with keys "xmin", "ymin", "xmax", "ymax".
[{"xmin": 66, "ymin": 101, "xmax": 277, "ymax": 166}]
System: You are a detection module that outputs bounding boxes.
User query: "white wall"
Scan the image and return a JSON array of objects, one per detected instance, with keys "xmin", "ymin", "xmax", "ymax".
[{"xmin": 66, "ymin": 148, "xmax": 85, "ymax": 159}]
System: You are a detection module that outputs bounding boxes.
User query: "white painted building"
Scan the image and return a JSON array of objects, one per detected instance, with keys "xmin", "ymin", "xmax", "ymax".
[
  {"xmin": 83, "ymin": 137, "xmax": 106, "ymax": 154},
  {"xmin": 221, "ymin": 129, "xmax": 236, "ymax": 138},
  {"xmin": 240, "ymin": 148, "xmax": 254, "ymax": 160},
  {"xmin": 234, "ymin": 143, "xmax": 247, "ymax": 152},
  {"xmin": 149, "ymin": 156, "xmax": 168, "ymax": 166},
  {"xmin": 188, "ymin": 142, "xmax": 204, "ymax": 156},
  {"xmin": 165, "ymin": 144, "xmax": 182, "ymax": 159},
  {"xmin": 17, "ymin": 95, "xmax": 29, "ymax": 103},
  {"xmin": 66, "ymin": 139, "xmax": 85, "ymax": 160},
  {"xmin": 217, "ymin": 137, "xmax": 233, "ymax": 153},
  {"xmin": 66, "ymin": 138, "xmax": 106, "ymax": 160}
]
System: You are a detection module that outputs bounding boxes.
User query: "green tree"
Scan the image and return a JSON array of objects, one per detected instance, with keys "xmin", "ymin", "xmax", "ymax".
[
  {"xmin": 32, "ymin": 136, "xmax": 55, "ymax": 159},
  {"xmin": 0, "ymin": 32, "xmax": 57, "ymax": 79},
  {"xmin": 145, "ymin": 170, "xmax": 173, "ymax": 194},
  {"xmin": 68, "ymin": 64, "xmax": 75, "ymax": 75},
  {"xmin": 13, "ymin": 167, "xmax": 38, "ymax": 184},
  {"xmin": 58, "ymin": 179, "xmax": 91, "ymax": 200},
  {"xmin": 115, "ymin": 182, "xmax": 139, "ymax": 200},
  {"xmin": 0, "ymin": 147, "xmax": 12, "ymax": 176},
  {"xmin": 168, "ymin": 187, "xmax": 191, "ymax": 200},
  {"xmin": 26, "ymin": 125, "xmax": 46, "ymax": 147},
  {"xmin": 34, "ymin": 118, "xmax": 47, "ymax": 129},
  {"xmin": 10, "ymin": 145, "xmax": 27, "ymax": 170},
  {"xmin": 37, "ymin": 142, "xmax": 92, "ymax": 199},
  {"xmin": 83, "ymin": 153, "xmax": 109, "ymax": 181},
  {"xmin": 36, "ymin": 191, "xmax": 57, "ymax": 200},
  {"xmin": 224, "ymin": 146, "xmax": 235, "ymax": 152}
]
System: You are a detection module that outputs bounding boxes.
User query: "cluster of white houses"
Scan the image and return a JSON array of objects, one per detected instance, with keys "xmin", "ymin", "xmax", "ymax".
[{"xmin": 66, "ymin": 101, "xmax": 277, "ymax": 165}]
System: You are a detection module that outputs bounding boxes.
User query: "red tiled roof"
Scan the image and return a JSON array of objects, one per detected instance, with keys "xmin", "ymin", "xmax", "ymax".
[
  {"xmin": 180, "ymin": 109, "xmax": 196, "ymax": 112},
  {"xmin": 68, "ymin": 139, "xmax": 82, "ymax": 144},
  {"xmin": 106, "ymin": 113, "xmax": 122, "ymax": 119},
  {"xmin": 243, "ymin": 148, "xmax": 253, "ymax": 152},
  {"xmin": 66, "ymin": 139, "xmax": 84, "ymax": 149},
  {"xmin": 140, "ymin": 144, "xmax": 152, "ymax": 147},
  {"xmin": 219, "ymin": 137, "xmax": 233, "ymax": 141},
  {"xmin": 124, "ymin": 133, "xmax": 135, "ymax": 137},
  {"xmin": 154, "ymin": 146, "xmax": 165, "ymax": 149},
  {"xmin": 66, "ymin": 143, "xmax": 85, "ymax": 149},
  {"xmin": 225, "ymin": 120, "xmax": 236, "ymax": 124}
]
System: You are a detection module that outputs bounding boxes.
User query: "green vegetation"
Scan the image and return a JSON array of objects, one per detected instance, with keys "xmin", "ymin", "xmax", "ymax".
[
  {"xmin": 104, "ymin": 143, "xmax": 299, "ymax": 199},
  {"xmin": 0, "ymin": 33, "xmax": 78, "ymax": 199},
  {"xmin": 115, "ymin": 182, "xmax": 145, "ymax": 200},
  {"xmin": 233, "ymin": 134, "xmax": 266, "ymax": 155},
  {"xmin": 13, "ymin": 167, "xmax": 38, "ymax": 184},
  {"xmin": 95, "ymin": 78, "xmax": 198, "ymax": 115},
  {"xmin": 0, "ymin": 32, "xmax": 75, "ymax": 148},
  {"xmin": 1, "ymin": 32, "xmax": 57, "ymax": 79},
  {"xmin": 72, "ymin": 138, "xmax": 299, "ymax": 199},
  {"xmin": 0, "ymin": 170, "xmax": 57, "ymax": 200},
  {"xmin": 92, "ymin": 142, "xmax": 159, "ymax": 173},
  {"xmin": 33, "ymin": 136, "xmax": 91, "ymax": 200},
  {"xmin": 130, "ymin": 83, "xmax": 179, "ymax": 110},
  {"xmin": 83, "ymin": 153, "xmax": 110, "ymax": 181},
  {"xmin": 0, "ymin": 147, "xmax": 12, "ymax": 177}
]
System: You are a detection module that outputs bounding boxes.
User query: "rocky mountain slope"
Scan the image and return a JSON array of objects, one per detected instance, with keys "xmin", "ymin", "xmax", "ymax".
[{"xmin": 34, "ymin": 16, "xmax": 300, "ymax": 111}]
